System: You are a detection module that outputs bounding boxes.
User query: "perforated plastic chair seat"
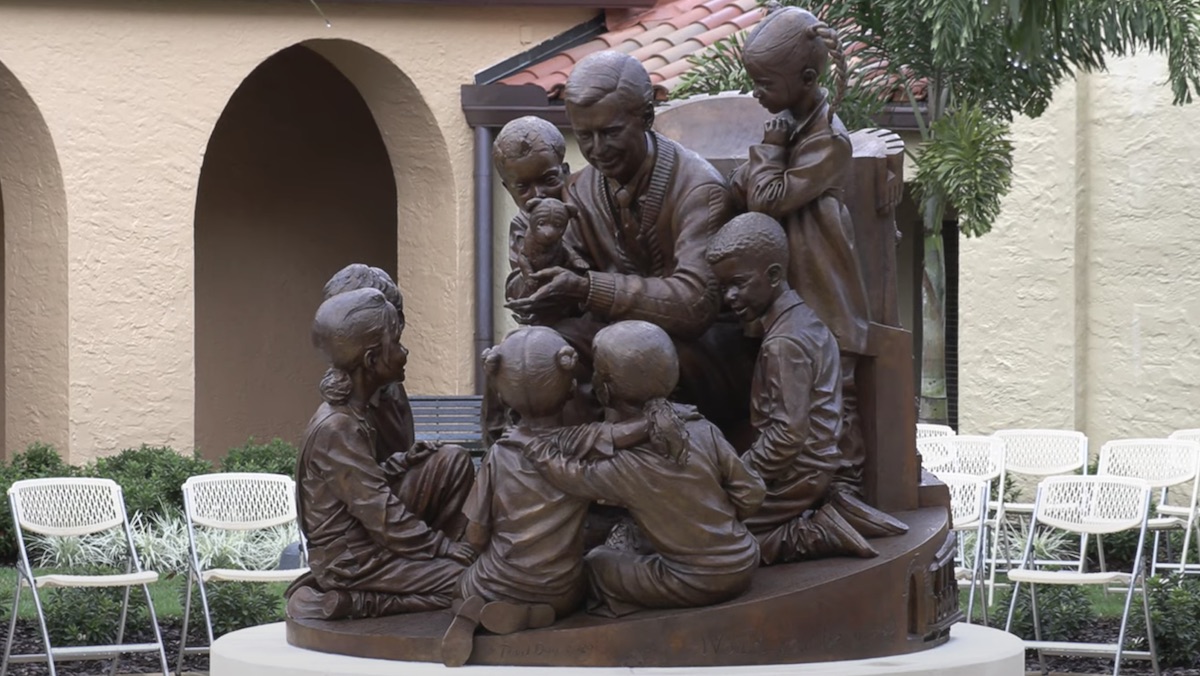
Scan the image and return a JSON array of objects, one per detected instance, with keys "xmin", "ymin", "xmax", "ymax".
[
  {"xmin": 29, "ymin": 571, "xmax": 159, "ymax": 589},
  {"xmin": 1008, "ymin": 568, "xmax": 1132, "ymax": 585},
  {"xmin": 201, "ymin": 567, "xmax": 308, "ymax": 583}
]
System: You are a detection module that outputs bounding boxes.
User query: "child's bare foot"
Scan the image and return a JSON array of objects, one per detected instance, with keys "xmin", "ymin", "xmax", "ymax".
[{"xmin": 479, "ymin": 601, "xmax": 556, "ymax": 635}]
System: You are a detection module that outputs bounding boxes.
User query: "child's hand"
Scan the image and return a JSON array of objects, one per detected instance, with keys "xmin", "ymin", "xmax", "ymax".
[
  {"xmin": 444, "ymin": 541, "xmax": 478, "ymax": 565},
  {"xmin": 762, "ymin": 117, "xmax": 794, "ymax": 146}
]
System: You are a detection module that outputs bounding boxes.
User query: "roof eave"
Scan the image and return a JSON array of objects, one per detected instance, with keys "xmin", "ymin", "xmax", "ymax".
[{"xmin": 460, "ymin": 83, "xmax": 926, "ymax": 132}]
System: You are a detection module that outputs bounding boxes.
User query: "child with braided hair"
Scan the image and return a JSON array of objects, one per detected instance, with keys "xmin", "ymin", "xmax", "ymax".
[{"xmin": 730, "ymin": 5, "xmax": 872, "ymax": 491}]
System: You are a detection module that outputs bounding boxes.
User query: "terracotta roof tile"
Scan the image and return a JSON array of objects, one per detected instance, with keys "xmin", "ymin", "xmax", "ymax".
[{"xmin": 499, "ymin": 0, "xmax": 924, "ymax": 103}]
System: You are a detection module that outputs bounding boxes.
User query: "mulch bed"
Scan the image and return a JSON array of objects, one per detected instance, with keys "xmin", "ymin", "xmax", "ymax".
[
  {"xmin": 1019, "ymin": 617, "xmax": 1200, "ymax": 675},
  {"xmin": 4, "ymin": 619, "xmax": 209, "ymax": 675}
]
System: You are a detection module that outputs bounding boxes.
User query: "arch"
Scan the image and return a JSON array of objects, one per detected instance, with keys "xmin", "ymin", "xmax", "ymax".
[
  {"xmin": 0, "ymin": 61, "xmax": 69, "ymax": 459},
  {"xmin": 194, "ymin": 40, "xmax": 456, "ymax": 460}
]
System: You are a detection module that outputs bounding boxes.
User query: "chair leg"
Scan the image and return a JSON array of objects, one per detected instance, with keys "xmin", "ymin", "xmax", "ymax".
[
  {"xmin": 108, "ymin": 583, "xmax": 133, "ymax": 676},
  {"xmin": 1113, "ymin": 564, "xmax": 1143, "ymax": 676},
  {"xmin": 140, "ymin": 581, "xmax": 171, "ymax": 676},
  {"xmin": 1151, "ymin": 529, "xmax": 1163, "ymax": 575},
  {"xmin": 1003, "ymin": 580, "xmax": 1020, "ymax": 635},
  {"xmin": 1140, "ymin": 567, "xmax": 1161, "ymax": 676},
  {"xmin": 1, "ymin": 581, "xmax": 22, "ymax": 676},
  {"xmin": 27, "ymin": 583, "xmax": 57, "ymax": 676},
  {"xmin": 177, "ymin": 569, "xmax": 195, "ymax": 676},
  {"xmin": 196, "ymin": 576, "xmax": 217, "ymax": 649},
  {"xmin": 1028, "ymin": 583, "xmax": 1048, "ymax": 676},
  {"xmin": 1180, "ymin": 518, "xmax": 1195, "ymax": 573}
]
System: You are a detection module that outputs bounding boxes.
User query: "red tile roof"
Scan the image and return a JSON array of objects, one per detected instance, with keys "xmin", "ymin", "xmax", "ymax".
[{"xmin": 500, "ymin": 0, "xmax": 925, "ymax": 102}]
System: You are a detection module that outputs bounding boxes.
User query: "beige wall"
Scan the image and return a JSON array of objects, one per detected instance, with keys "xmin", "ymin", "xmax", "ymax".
[
  {"xmin": 960, "ymin": 53, "xmax": 1200, "ymax": 449},
  {"xmin": 194, "ymin": 45, "xmax": 397, "ymax": 460},
  {"xmin": 0, "ymin": 0, "xmax": 591, "ymax": 462}
]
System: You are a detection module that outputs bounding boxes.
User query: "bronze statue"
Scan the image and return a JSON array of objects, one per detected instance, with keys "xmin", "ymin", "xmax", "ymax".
[
  {"xmin": 321, "ymin": 264, "xmax": 475, "ymax": 528},
  {"xmin": 707, "ymin": 213, "xmax": 903, "ymax": 564},
  {"xmin": 287, "ymin": 287, "xmax": 476, "ymax": 621},
  {"xmin": 505, "ymin": 51, "xmax": 756, "ymax": 443},
  {"xmin": 442, "ymin": 327, "xmax": 589, "ymax": 667},
  {"xmin": 731, "ymin": 7, "xmax": 872, "ymax": 484},
  {"xmin": 284, "ymin": 32, "xmax": 958, "ymax": 669},
  {"xmin": 520, "ymin": 320, "xmax": 765, "ymax": 617}
]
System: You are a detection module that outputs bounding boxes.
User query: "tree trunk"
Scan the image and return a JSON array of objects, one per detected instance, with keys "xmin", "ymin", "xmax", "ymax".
[{"xmin": 919, "ymin": 214, "xmax": 949, "ymax": 424}]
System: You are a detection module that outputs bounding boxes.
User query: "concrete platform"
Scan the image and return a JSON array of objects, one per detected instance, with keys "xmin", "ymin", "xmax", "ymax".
[{"xmin": 212, "ymin": 622, "xmax": 1024, "ymax": 676}]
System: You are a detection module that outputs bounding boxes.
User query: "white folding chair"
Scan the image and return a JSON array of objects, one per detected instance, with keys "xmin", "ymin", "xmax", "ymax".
[
  {"xmin": 1, "ymin": 478, "xmax": 170, "ymax": 676},
  {"xmin": 994, "ymin": 429, "xmax": 1089, "ymax": 573},
  {"xmin": 940, "ymin": 472, "xmax": 991, "ymax": 624},
  {"xmin": 917, "ymin": 423, "xmax": 955, "ymax": 440},
  {"xmin": 919, "ymin": 435, "xmax": 1007, "ymax": 602},
  {"xmin": 1095, "ymin": 438, "xmax": 1200, "ymax": 577},
  {"xmin": 1005, "ymin": 475, "xmax": 1158, "ymax": 676},
  {"xmin": 178, "ymin": 473, "xmax": 308, "ymax": 672},
  {"xmin": 1161, "ymin": 430, "xmax": 1200, "ymax": 573}
]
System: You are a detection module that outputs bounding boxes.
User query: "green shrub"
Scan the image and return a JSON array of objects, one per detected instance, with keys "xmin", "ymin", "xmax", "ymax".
[
  {"xmin": 989, "ymin": 583, "xmax": 1095, "ymax": 641},
  {"xmin": 184, "ymin": 581, "xmax": 286, "ymax": 639},
  {"xmin": 82, "ymin": 445, "xmax": 212, "ymax": 517},
  {"xmin": 222, "ymin": 437, "xmax": 298, "ymax": 478},
  {"xmin": 0, "ymin": 443, "xmax": 73, "ymax": 564},
  {"xmin": 1127, "ymin": 574, "xmax": 1200, "ymax": 667}
]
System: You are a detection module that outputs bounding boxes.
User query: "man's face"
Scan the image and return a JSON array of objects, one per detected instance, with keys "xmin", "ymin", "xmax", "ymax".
[
  {"xmin": 712, "ymin": 255, "xmax": 781, "ymax": 324},
  {"xmin": 745, "ymin": 56, "xmax": 793, "ymax": 115},
  {"xmin": 499, "ymin": 148, "xmax": 567, "ymax": 212},
  {"xmin": 567, "ymin": 97, "xmax": 649, "ymax": 186}
]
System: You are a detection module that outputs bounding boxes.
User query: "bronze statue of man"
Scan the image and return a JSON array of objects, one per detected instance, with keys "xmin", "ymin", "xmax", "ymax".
[{"xmin": 506, "ymin": 50, "xmax": 755, "ymax": 442}]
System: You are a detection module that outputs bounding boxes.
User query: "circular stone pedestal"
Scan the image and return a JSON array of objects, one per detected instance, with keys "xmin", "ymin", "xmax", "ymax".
[{"xmin": 212, "ymin": 622, "xmax": 1023, "ymax": 676}]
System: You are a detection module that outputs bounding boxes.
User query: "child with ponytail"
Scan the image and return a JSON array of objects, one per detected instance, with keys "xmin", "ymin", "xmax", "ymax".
[{"xmin": 287, "ymin": 287, "xmax": 475, "ymax": 623}]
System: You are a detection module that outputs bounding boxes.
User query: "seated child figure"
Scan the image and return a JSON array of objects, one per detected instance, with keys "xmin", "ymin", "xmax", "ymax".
[
  {"xmin": 522, "ymin": 320, "xmax": 766, "ymax": 618},
  {"xmin": 493, "ymin": 115, "xmax": 576, "ymax": 305},
  {"xmin": 442, "ymin": 326, "xmax": 668, "ymax": 666},
  {"xmin": 287, "ymin": 288, "xmax": 476, "ymax": 621},
  {"xmin": 322, "ymin": 263, "xmax": 474, "ymax": 539},
  {"xmin": 706, "ymin": 213, "xmax": 905, "ymax": 565}
]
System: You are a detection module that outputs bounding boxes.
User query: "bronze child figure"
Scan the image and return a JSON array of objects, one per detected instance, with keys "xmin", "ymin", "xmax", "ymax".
[
  {"xmin": 730, "ymin": 6, "xmax": 872, "ymax": 483},
  {"xmin": 321, "ymin": 263, "xmax": 474, "ymax": 537},
  {"xmin": 521, "ymin": 320, "xmax": 765, "ymax": 618},
  {"xmin": 286, "ymin": 288, "xmax": 476, "ymax": 622},
  {"xmin": 707, "ymin": 213, "xmax": 904, "ymax": 565}
]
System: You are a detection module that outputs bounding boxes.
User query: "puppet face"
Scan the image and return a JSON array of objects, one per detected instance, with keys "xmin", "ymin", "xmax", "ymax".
[
  {"xmin": 712, "ymin": 255, "xmax": 782, "ymax": 324},
  {"xmin": 530, "ymin": 209, "xmax": 568, "ymax": 244},
  {"xmin": 498, "ymin": 148, "xmax": 567, "ymax": 211}
]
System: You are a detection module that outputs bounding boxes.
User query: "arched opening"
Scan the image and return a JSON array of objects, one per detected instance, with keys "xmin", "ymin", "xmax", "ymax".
[
  {"xmin": 194, "ymin": 45, "xmax": 399, "ymax": 460},
  {"xmin": 0, "ymin": 61, "xmax": 68, "ymax": 460}
]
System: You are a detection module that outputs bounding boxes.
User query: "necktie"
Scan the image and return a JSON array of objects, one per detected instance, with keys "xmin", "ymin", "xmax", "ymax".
[{"xmin": 614, "ymin": 185, "xmax": 636, "ymax": 240}]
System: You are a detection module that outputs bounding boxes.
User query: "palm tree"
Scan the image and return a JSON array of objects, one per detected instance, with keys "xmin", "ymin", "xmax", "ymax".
[{"xmin": 675, "ymin": 0, "xmax": 1200, "ymax": 423}]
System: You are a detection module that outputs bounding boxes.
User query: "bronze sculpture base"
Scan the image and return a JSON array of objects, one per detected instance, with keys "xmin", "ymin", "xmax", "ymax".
[{"xmin": 286, "ymin": 505, "xmax": 957, "ymax": 668}]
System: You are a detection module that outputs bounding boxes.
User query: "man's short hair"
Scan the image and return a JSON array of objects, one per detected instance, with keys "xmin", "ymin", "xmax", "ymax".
[
  {"xmin": 564, "ymin": 51, "xmax": 653, "ymax": 117},
  {"xmin": 705, "ymin": 212, "xmax": 789, "ymax": 271},
  {"xmin": 492, "ymin": 116, "xmax": 567, "ymax": 169}
]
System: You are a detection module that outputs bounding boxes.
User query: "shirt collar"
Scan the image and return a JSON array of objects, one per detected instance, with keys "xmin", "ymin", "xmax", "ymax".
[{"xmin": 757, "ymin": 289, "xmax": 804, "ymax": 335}]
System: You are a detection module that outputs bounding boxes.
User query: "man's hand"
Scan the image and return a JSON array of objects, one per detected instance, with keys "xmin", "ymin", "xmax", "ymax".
[
  {"xmin": 444, "ymin": 541, "xmax": 478, "ymax": 566},
  {"xmin": 763, "ymin": 117, "xmax": 794, "ymax": 146},
  {"xmin": 505, "ymin": 267, "xmax": 588, "ymax": 317}
]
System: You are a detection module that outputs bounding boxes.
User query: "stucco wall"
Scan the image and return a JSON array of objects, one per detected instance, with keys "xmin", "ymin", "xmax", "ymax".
[
  {"xmin": 0, "ymin": 0, "xmax": 591, "ymax": 462},
  {"xmin": 960, "ymin": 53, "xmax": 1200, "ymax": 450}
]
